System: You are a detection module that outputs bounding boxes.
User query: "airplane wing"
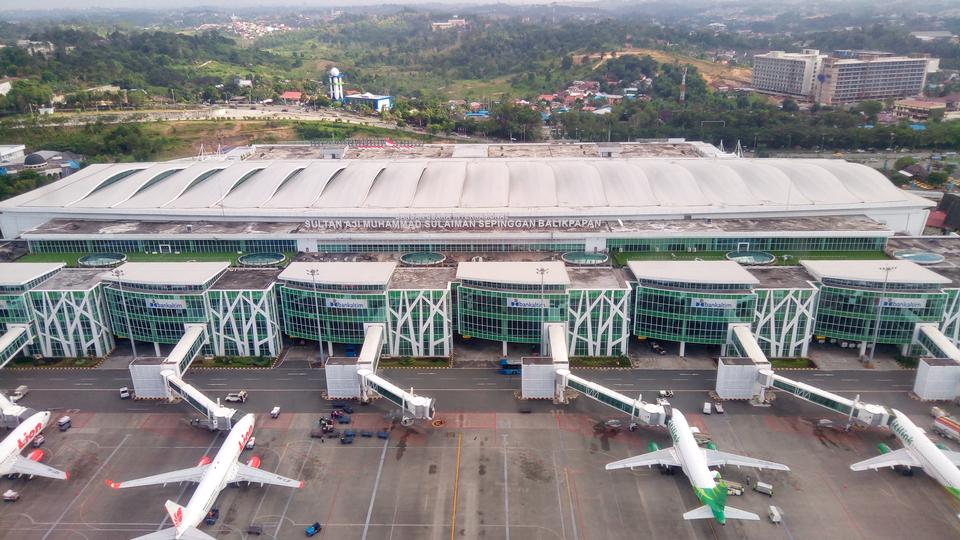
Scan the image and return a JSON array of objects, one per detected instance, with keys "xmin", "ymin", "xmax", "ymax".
[
  {"xmin": 605, "ymin": 447, "xmax": 680, "ymax": 470},
  {"xmin": 939, "ymin": 449, "xmax": 960, "ymax": 467},
  {"xmin": 850, "ymin": 448, "xmax": 921, "ymax": 471},
  {"xmin": 5, "ymin": 456, "xmax": 69, "ymax": 480},
  {"xmin": 106, "ymin": 465, "xmax": 207, "ymax": 489},
  {"xmin": 230, "ymin": 463, "xmax": 303, "ymax": 488},
  {"xmin": 703, "ymin": 449, "xmax": 790, "ymax": 471},
  {"xmin": 131, "ymin": 527, "xmax": 215, "ymax": 540}
]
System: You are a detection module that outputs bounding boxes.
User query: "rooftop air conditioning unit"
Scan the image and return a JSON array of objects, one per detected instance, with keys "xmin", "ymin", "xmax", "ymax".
[{"xmin": 186, "ymin": 224, "xmax": 193, "ymax": 232}]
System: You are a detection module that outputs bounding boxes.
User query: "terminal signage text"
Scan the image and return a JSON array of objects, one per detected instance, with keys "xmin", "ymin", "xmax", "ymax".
[
  {"xmin": 879, "ymin": 297, "xmax": 926, "ymax": 309},
  {"xmin": 690, "ymin": 297, "xmax": 737, "ymax": 309},
  {"xmin": 146, "ymin": 298, "xmax": 187, "ymax": 310},
  {"xmin": 507, "ymin": 297, "xmax": 548, "ymax": 309},
  {"xmin": 325, "ymin": 298, "xmax": 368, "ymax": 309},
  {"xmin": 303, "ymin": 214, "xmax": 603, "ymax": 231}
]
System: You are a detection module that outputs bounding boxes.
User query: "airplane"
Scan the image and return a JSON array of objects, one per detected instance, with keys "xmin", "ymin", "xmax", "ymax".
[
  {"xmin": 0, "ymin": 411, "xmax": 69, "ymax": 481},
  {"xmin": 606, "ymin": 408, "xmax": 790, "ymax": 524},
  {"xmin": 106, "ymin": 413, "xmax": 303, "ymax": 540},
  {"xmin": 851, "ymin": 408, "xmax": 960, "ymax": 500}
]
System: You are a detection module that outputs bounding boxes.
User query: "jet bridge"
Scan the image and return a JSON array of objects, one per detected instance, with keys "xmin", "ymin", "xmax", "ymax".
[
  {"xmin": 127, "ymin": 323, "xmax": 239, "ymax": 430},
  {"xmin": 528, "ymin": 323, "xmax": 668, "ymax": 427},
  {"xmin": 324, "ymin": 324, "xmax": 435, "ymax": 425},
  {"xmin": 718, "ymin": 323, "xmax": 891, "ymax": 428},
  {"xmin": 912, "ymin": 323, "xmax": 960, "ymax": 400},
  {"xmin": 0, "ymin": 324, "xmax": 31, "ymax": 370}
]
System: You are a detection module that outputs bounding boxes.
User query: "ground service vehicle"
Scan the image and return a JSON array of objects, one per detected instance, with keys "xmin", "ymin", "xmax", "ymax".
[
  {"xmin": 714, "ymin": 403, "xmax": 725, "ymax": 414},
  {"xmin": 306, "ymin": 522, "xmax": 322, "ymax": 536},
  {"xmin": 754, "ymin": 481, "xmax": 774, "ymax": 496},
  {"xmin": 932, "ymin": 415, "xmax": 960, "ymax": 443},
  {"xmin": 56, "ymin": 416, "xmax": 71, "ymax": 431},
  {"xmin": 119, "ymin": 387, "xmax": 131, "ymax": 399},
  {"xmin": 768, "ymin": 506, "xmax": 782, "ymax": 524},
  {"xmin": 10, "ymin": 386, "xmax": 28, "ymax": 402},
  {"xmin": 204, "ymin": 508, "xmax": 219, "ymax": 525},
  {"xmin": 3, "ymin": 490, "xmax": 19, "ymax": 502},
  {"xmin": 725, "ymin": 481, "xmax": 744, "ymax": 496},
  {"xmin": 658, "ymin": 390, "xmax": 674, "ymax": 398},
  {"xmin": 225, "ymin": 391, "xmax": 248, "ymax": 403},
  {"xmin": 270, "ymin": 406, "xmax": 281, "ymax": 418},
  {"xmin": 702, "ymin": 402, "xmax": 712, "ymax": 415}
]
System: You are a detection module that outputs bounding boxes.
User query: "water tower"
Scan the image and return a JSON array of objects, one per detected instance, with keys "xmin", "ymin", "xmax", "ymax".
[{"xmin": 328, "ymin": 67, "xmax": 344, "ymax": 101}]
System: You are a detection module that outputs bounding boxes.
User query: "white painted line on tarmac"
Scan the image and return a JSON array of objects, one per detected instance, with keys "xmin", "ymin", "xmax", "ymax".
[
  {"xmin": 42, "ymin": 434, "xmax": 131, "ymax": 540},
  {"xmin": 361, "ymin": 438, "xmax": 391, "ymax": 540},
  {"xmin": 840, "ymin": 379, "xmax": 859, "ymax": 382},
  {"xmin": 74, "ymin": 383, "xmax": 93, "ymax": 386},
  {"xmin": 208, "ymin": 383, "xmax": 227, "ymax": 386},
  {"xmin": 272, "ymin": 440, "xmax": 314, "ymax": 539},
  {"xmin": 812, "ymin": 373, "xmax": 835, "ymax": 377},
  {"xmin": 502, "ymin": 433, "xmax": 510, "ymax": 540}
]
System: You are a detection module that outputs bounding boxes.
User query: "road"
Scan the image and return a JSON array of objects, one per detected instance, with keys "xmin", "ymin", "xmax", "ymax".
[{"xmin": 0, "ymin": 366, "xmax": 922, "ymax": 417}]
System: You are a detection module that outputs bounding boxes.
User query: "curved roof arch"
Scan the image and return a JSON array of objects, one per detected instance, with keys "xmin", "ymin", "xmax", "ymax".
[{"xmin": 262, "ymin": 161, "xmax": 345, "ymax": 208}]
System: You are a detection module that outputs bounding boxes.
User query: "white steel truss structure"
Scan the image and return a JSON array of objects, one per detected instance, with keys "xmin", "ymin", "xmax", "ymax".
[
  {"xmin": 29, "ymin": 288, "xmax": 114, "ymax": 358},
  {"xmin": 940, "ymin": 289, "xmax": 960, "ymax": 348},
  {"xmin": 386, "ymin": 289, "xmax": 452, "ymax": 357},
  {"xmin": 567, "ymin": 289, "xmax": 631, "ymax": 357},
  {"xmin": 753, "ymin": 287, "xmax": 817, "ymax": 358},
  {"xmin": 208, "ymin": 288, "xmax": 282, "ymax": 357}
]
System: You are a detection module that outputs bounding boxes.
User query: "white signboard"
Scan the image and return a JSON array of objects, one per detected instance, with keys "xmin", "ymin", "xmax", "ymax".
[
  {"xmin": 325, "ymin": 298, "xmax": 368, "ymax": 309},
  {"xmin": 0, "ymin": 299, "xmax": 7, "ymax": 310},
  {"xmin": 879, "ymin": 297, "xmax": 927, "ymax": 309},
  {"xmin": 507, "ymin": 297, "xmax": 548, "ymax": 309},
  {"xmin": 690, "ymin": 297, "xmax": 737, "ymax": 309},
  {"xmin": 146, "ymin": 298, "xmax": 187, "ymax": 310}
]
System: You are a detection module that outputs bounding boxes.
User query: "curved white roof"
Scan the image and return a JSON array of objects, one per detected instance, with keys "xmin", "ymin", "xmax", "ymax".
[{"xmin": 0, "ymin": 158, "xmax": 931, "ymax": 219}]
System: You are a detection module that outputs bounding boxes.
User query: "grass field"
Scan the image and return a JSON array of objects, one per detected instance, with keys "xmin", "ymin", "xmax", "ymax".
[
  {"xmin": 770, "ymin": 357, "xmax": 816, "ymax": 369},
  {"xmin": 379, "ymin": 357, "xmax": 451, "ymax": 368},
  {"xmin": 612, "ymin": 250, "xmax": 889, "ymax": 266},
  {"xmin": 581, "ymin": 47, "xmax": 752, "ymax": 88},
  {"xmin": 17, "ymin": 251, "xmax": 296, "ymax": 267},
  {"xmin": 569, "ymin": 356, "xmax": 632, "ymax": 368}
]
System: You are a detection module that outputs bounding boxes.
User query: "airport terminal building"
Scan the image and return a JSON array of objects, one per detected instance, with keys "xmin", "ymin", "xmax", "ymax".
[{"xmin": 0, "ymin": 141, "xmax": 953, "ymax": 364}]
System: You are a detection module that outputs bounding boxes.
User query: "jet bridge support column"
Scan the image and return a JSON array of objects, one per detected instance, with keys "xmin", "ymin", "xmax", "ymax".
[
  {"xmin": 129, "ymin": 324, "xmax": 207, "ymax": 399},
  {"xmin": 325, "ymin": 324, "xmax": 436, "ymax": 425},
  {"xmin": 913, "ymin": 323, "xmax": 960, "ymax": 400},
  {"xmin": 163, "ymin": 371, "xmax": 238, "ymax": 430},
  {"xmin": 715, "ymin": 324, "xmax": 772, "ymax": 401}
]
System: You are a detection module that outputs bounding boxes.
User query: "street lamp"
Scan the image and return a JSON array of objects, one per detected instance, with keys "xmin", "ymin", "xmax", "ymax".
[
  {"xmin": 868, "ymin": 265, "xmax": 896, "ymax": 363},
  {"xmin": 536, "ymin": 267, "xmax": 549, "ymax": 354},
  {"xmin": 306, "ymin": 268, "xmax": 325, "ymax": 363},
  {"xmin": 111, "ymin": 268, "xmax": 138, "ymax": 359}
]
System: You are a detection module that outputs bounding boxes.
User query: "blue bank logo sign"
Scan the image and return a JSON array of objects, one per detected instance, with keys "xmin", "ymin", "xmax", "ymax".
[
  {"xmin": 690, "ymin": 297, "xmax": 737, "ymax": 309},
  {"xmin": 507, "ymin": 297, "xmax": 548, "ymax": 309},
  {"xmin": 146, "ymin": 298, "xmax": 187, "ymax": 310},
  {"xmin": 325, "ymin": 298, "xmax": 368, "ymax": 309},
  {"xmin": 879, "ymin": 297, "xmax": 926, "ymax": 309}
]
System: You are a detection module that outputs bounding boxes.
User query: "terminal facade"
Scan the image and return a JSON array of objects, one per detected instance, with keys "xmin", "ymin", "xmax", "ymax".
[{"xmin": 0, "ymin": 141, "xmax": 952, "ymax": 364}]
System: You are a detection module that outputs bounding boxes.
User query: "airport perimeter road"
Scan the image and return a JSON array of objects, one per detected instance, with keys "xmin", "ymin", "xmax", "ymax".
[{"xmin": 0, "ymin": 367, "xmax": 923, "ymax": 416}]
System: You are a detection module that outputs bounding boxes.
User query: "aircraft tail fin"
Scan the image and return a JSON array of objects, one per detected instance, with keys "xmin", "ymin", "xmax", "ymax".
[
  {"xmin": 682, "ymin": 505, "xmax": 714, "ymax": 520},
  {"xmin": 164, "ymin": 500, "xmax": 189, "ymax": 537}
]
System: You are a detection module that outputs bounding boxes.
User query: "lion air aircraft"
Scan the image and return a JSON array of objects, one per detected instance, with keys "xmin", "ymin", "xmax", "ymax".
[
  {"xmin": 0, "ymin": 411, "xmax": 69, "ymax": 481},
  {"xmin": 106, "ymin": 413, "xmax": 302, "ymax": 540}
]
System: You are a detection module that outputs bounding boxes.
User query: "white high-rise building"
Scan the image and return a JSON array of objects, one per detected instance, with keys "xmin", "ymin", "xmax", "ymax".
[
  {"xmin": 815, "ymin": 53, "xmax": 932, "ymax": 105},
  {"xmin": 328, "ymin": 67, "xmax": 344, "ymax": 101},
  {"xmin": 752, "ymin": 49, "xmax": 825, "ymax": 97}
]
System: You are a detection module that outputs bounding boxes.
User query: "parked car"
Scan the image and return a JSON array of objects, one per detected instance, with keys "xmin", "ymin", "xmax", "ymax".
[
  {"xmin": 649, "ymin": 341, "xmax": 667, "ymax": 355},
  {"xmin": 714, "ymin": 402, "xmax": 725, "ymax": 414},
  {"xmin": 305, "ymin": 522, "xmax": 322, "ymax": 536},
  {"xmin": 3, "ymin": 490, "xmax": 20, "ymax": 502},
  {"xmin": 56, "ymin": 416, "xmax": 71, "ymax": 431},
  {"xmin": 225, "ymin": 391, "xmax": 248, "ymax": 403},
  {"xmin": 31, "ymin": 435, "xmax": 45, "ymax": 448},
  {"xmin": 702, "ymin": 402, "xmax": 712, "ymax": 415},
  {"xmin": 270, "ymin": 406, "xmax": 281, "ymax": 419},
  {"xmin": 119, "ymin": 387, "xmax": 131, "ymax": 400}
]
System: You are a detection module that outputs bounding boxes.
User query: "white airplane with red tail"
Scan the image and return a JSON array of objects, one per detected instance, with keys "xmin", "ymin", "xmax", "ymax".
[
  {"xmin": 0, "ymin": 411, "xmax": 69, "ymax": 481},
  {"xmin": 106, "ymin": 413, "xmax": 302, "ymax": 540}
]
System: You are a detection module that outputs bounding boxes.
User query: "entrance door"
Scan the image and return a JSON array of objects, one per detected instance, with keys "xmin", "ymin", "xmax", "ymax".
[
  {"xmin": 737, "ymin": 242, "xmax": 750, "ymax": 252},
  {"xmin": 158, "ymin": 244, "xmax": 172, "ymax": 254}
]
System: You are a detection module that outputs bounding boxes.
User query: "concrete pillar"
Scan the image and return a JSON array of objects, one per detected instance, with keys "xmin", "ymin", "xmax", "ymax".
[
  {"xmin": 679, "ymin": 341, "xmax": 686, "ymax": 357},
  {"xmin": 502, "ymin": 341, "xmax": 508, "ymax": 358},
  {"xmin": 154, "ymin": 342, "xmax": 161, "ymax": 357},
  {"xmin": 327, "ymin": 341, "xmax": 334, "ymax": 357},
  {"xmin": 859, "ymin": 341, "xmax": 867, "ymax": 357},
  {"xmin": 720, "ymin": 344, "xmax": 727, "ymax": 356}
]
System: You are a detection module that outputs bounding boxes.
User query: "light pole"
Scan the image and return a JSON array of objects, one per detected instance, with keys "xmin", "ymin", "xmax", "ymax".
[
  {"xmin": 868, "ymin": 265, "xmax": 896, "ymax": 363},
  {"xmin": 536, "ymin": 267, "xmax": 548, "ymax": 354},
  {"xmin": 111, "ymin": 268, "xmax": 138, "ymax": 359},
  {"xmin": 306, "ymin": 268, "xmax": 325, "ymax": 363}
]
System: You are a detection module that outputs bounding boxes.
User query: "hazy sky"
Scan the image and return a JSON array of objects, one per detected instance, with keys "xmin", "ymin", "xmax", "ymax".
[{"xmin": 0, "ymin": 0, "xmax": 527, "ymax": 10}]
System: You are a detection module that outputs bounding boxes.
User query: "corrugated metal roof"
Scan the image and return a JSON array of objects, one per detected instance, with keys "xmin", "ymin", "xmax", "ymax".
[{"xmin": 1, "ymin": 158, "xmax": 933, "ymax": 216}]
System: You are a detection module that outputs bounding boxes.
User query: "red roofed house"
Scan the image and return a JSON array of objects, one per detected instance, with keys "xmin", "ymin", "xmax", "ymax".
[{"xmin": 280, "ymin": 91, "xmax": 303, "ymax": 102}]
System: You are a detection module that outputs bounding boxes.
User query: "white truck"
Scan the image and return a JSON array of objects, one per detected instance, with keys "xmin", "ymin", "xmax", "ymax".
[
  {"xmin": 932, "ymin": 414, "xmax": 960, "ymax": 443},
  {"xmin": 9, "ymin": 386, "xmax": 28, "ymax": 402},
  {"xmin": 224, "ymin": 391, "xmax": 248, "ymax": 403}
]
